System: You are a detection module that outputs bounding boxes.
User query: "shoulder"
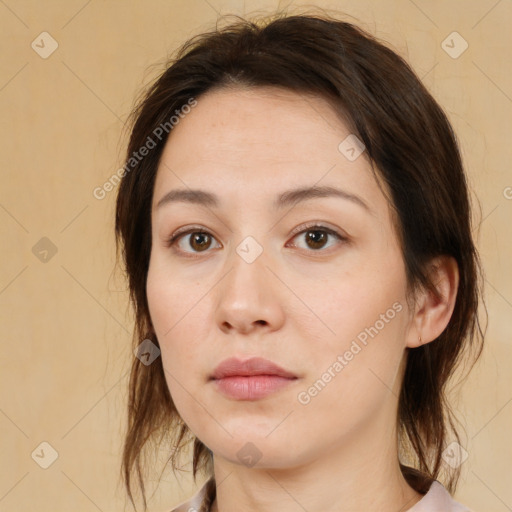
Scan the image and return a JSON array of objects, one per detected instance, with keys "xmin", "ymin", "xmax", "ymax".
[
  {"xmin": 407, "ymin": 480, "xmax": 474, "ymax": 512},
  {"xmin": 168, "ymin": 477, "xmax": 216, "ymax": 512}
]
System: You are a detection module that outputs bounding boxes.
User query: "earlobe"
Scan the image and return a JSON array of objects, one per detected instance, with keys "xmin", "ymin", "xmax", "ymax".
[{"xmin": 406, "ymin": 256, "xmax": 459, "ymax": 349}]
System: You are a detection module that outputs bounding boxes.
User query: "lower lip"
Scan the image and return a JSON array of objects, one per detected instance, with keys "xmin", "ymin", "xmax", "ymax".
[{"xmin": 212, "ymin": 375, "xmax": 297, "ymax": 400}]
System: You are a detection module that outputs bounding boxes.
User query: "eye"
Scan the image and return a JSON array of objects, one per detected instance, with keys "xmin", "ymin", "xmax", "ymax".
[
  {"xmin": 166, "ymin": 226, "xmax": 221, "ymax": 256},
  {"xmin": 287, "ymin": 223, "xmax": 347, "ymax": 252},
  {"xmin": 166, "ymin": 223, "xmax": 347, "ymax": 258}
]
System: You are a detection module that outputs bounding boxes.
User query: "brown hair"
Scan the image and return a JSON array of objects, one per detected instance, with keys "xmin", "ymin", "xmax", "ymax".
[{"xmin": 115, "ymin": 10, "xmax": 485, "ymax": 510}]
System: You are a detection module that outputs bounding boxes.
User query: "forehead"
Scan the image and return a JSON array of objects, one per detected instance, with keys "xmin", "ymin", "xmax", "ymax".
[
  {"xmin": 159, "ymin": 86, "xmax": 354, "ymax": 166},
  {"xmin": 152, "ymin": 86, "xmax": 386, "ymax": 214}
]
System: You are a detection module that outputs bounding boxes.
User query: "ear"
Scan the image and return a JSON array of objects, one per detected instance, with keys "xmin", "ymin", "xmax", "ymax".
[{"xmin": 406, "ymin": 255, "xmax": 459, "ymax": 348}]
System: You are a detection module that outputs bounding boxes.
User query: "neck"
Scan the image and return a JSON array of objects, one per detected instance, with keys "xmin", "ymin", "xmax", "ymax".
[{"xmin": 209, "ymin": 421, "xmax": 422, "ymax": 512}]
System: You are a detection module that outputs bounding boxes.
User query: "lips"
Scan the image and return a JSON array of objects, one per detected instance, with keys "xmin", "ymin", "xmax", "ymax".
[
  {"xmin": 210, "ymin": 357, "xmax": 298, "ymax": 400},
  {"xmin": 211, "ymin": 357, "xmax": 297, "ymax": 380}
]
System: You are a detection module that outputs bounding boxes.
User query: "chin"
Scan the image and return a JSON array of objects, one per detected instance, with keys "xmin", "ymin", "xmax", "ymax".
[{"xmin": 208, "ymin": 430, "xmax": 302, "ymax": 466}]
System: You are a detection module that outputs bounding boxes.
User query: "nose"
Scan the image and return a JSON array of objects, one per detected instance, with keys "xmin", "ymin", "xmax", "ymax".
[{"xmin": 214, "ymin": 245, "xmax": 286, "ymax": 336}]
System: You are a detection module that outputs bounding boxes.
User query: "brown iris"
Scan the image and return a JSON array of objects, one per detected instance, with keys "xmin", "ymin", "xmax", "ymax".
[
  {"xmin": 304, "ymin": 229, "xmax": 328, "ymax": 250},
  {"xmin": 189, "ymin": 232, "xmax": 213, "ymax": 252}
]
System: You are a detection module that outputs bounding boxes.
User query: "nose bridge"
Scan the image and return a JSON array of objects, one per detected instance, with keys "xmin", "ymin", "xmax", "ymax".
[
  {"xmin": 215, "ymin": 233, "xmax": 283, "ymax": 332},
  {"xmin": 225, "ymin": 234, "xmax": 271, "ymax": 305}
]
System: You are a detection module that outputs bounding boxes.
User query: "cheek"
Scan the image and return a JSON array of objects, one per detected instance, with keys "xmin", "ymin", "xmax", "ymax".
[
  {"xmin": 146, "ymin": 274, "xmax": 204, "ymax": 430},
  {"xmin": 302, "ymin": 269, "xmax": 407, "ymax": 348},
  {"xmin": 146, "ymin": 260, "xmax": 211, "ymax": 392},
  {"xmin": 146, "ymin": 257, "xmax": 205, "ymax": 337},
  {"xmin": 300, "ymin": 265, "xmax": 409, "ymax": 396},
  {"xmin": 293, "ymin": 300, "xmax": 408, "ymax": 445}
]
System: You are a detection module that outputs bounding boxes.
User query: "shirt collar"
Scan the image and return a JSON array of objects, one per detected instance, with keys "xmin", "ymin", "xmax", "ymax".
[{"xmin": 171, "ymin": 476, "xmax": 471, "ymax": 512}]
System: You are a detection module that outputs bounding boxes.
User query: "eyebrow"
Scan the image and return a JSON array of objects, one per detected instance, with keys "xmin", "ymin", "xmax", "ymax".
[{"xmin": 155, "ymin": 185, "xmax": 373, "ymax": 214}]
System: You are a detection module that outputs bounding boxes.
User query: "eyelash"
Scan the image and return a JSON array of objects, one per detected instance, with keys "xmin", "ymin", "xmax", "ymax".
[{"xmin": 165, "ymin": 222, "xmax": 348, "ymax": 258}]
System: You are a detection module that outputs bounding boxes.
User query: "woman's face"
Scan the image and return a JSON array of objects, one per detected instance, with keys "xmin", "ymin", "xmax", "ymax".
[{"xmin": 147, "ymin": 86, "xmax": 415, "ymax": 469}]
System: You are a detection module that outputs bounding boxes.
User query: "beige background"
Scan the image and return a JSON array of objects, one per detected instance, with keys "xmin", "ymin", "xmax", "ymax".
[{"xmin": 0, "ymin": 0, "xmax": 510, "ymax": 510}]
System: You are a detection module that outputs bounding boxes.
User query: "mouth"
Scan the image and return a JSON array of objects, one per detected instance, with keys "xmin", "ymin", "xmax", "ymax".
[{"xmin": 210, "ymin": 357, "xmax": 298, "ymax": 400}]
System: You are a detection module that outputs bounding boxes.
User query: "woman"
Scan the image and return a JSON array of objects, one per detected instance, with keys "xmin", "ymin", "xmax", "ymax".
[{"xmin": 115, "ymin": 11, "xmax": 484, "ymax": 512}]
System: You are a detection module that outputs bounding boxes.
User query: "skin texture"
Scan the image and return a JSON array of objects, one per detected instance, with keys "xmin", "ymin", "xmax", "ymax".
[{"xmin": 146, "ymin": 86, "xmax": 459, "ymax": 512}]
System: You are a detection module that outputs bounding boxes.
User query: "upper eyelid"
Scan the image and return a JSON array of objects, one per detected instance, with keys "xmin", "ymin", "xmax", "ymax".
[
  {"xmin": 169, "ymin": 223, "xmax": 342, "ymax": 240},
  {"xmin": 170, "ymin": 220, "xmax": 345, "ymax": 237}
]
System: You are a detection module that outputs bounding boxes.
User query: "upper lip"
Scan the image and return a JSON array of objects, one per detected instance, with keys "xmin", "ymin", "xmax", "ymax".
[{"xmin": 211, "ymin": 357, "xmax": 297, "ymax": 379}]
